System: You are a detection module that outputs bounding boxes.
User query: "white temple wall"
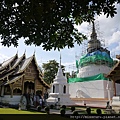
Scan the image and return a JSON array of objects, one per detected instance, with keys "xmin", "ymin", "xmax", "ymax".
[
  {"xmin": 103, "ymin": 80, "xmax": 114, "ymax": 98},
  {"xmin": 69, "ymin": 80, "xmax": 114, "ymax": 98},
  {"xmin": 52, "ymin": 83, "xmax": 69, "ymax": 94},
  {"xmin": 56, "ymin": 84, "xmax": 59, "ymax": 93},
  {"xmin": 0, "ymin": 95, "xmax": 21, "ymax": 105},
  {"xmin": 77, "ymin": 65, "xmax": 111, "ymax": 78},
  {"xmin": 116, "ymin": 83, "xmax": 120, "ymax": 95}
]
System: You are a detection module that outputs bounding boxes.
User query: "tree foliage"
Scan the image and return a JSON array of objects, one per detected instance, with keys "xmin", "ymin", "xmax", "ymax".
[
  {"xmin": 0, "ymin": 0, "xmax": 119, "ymax": 50},
  {"xmin": 42, "ymin": 60, "xmax": 65, "ymax": 84}
]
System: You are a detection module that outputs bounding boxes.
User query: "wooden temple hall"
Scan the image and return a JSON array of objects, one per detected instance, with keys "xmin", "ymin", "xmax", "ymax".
[
  {"xmin": 107, "ymin": 55, "xmax": 120, "ymax": 96},
  {"xmin": 0, "ymin": 52, "xmax": 49, "ymax": 99}
]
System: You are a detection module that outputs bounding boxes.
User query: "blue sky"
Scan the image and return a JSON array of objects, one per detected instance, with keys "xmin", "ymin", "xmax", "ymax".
[{"xmin": 0, "ymin": 4, "xmax": 120, "ymax": 74}]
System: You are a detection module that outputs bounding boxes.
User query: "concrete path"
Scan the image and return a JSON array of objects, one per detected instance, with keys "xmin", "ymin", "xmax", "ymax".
[
  {"xmin": 75, "ymin": 103, "xmax": 106, "ymax": 109},
  {"xmin": 49, "ymin": 109, "xmax": 73, "ymax": 114}
]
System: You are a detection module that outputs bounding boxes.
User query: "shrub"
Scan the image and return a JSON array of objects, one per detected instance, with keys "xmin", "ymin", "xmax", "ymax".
[
  {"xmin": 71, "ymin": 106, "xmax": 75, "ymax": 112},
  {"xmin": 44, "ymin": 106, "xmax": 50, "ymax": 114},
  {"xmin": 96, "ymin": 109, "xmax": 102, "ymax": 115},
  {"xmin": 86, "ymin": 107, "xmax": 91, "ymax": 114},
  {"xmin": 37, "ymin": 106, "xmax": 42, "ymax": 112},
  {"xmin": 61, "ymin": 105, "xmax": 66, "ymax": 109},
  {"xmin": 26, "ymin": 105, "xmax": 30, "ymax": 110},
  {"xmin": 73, "ymin": 110, "xmax": 78, "ymax": 115},
  {"xmin": 50, "ymin": 105, "xmax": 54, "ymax": 109},
  {"xmin": 60, "ymin": 108, "xmax": 66, "ymax": 116}
]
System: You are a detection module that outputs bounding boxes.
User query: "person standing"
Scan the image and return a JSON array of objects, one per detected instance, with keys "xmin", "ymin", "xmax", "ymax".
[
  {"xmin": 43, "ymin": 91, "xmax": 48, "ymax": 106},
  {"xmin": 39, "ymin": 93, "xmax": 43, "ymax": 107}
]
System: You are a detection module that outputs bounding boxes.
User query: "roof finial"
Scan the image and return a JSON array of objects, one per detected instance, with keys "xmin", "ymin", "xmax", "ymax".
[
  {"xmin": 90, "ymin": 21, "xmax": 97, "ymax": 40},
  {"xmin": 16, "ymin": 50, "xmax": 18, "ymax": 55},
  {"xmin": 33, "ymin": 49, "xmax": 36, "ymax": 56},
  {"xmin": 15, "ymin": 50, "xmax": 18, "ymax": 57},
  {"xmin": 24, "ymin": 49, "xmax": 26, "ymax": 55}
]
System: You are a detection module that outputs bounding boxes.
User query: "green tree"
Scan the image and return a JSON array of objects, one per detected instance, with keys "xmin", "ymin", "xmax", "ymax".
[
  {"xmin": 42, "ymin": 60, "xmax": 65, "ymax": 84},
  {"xmin": 65, "ymin": 72, "xmax": 71, "ymax": 79},
  {"xmin": 71, "ymin": 71, "xmax": 77, "ymax": 78},
  {"xmin": 0, "ymin": 0, "xmax": 119, "ymax": 50}
]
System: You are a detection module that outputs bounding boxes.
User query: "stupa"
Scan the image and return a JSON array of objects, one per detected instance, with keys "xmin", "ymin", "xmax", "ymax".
[
  {"xmin": 68, "ymin": 22, "xmax": 120, "ymax": 99},
  {"xmin": 47, "ymin": 55, "xmax": 75, "ymax": 106}
]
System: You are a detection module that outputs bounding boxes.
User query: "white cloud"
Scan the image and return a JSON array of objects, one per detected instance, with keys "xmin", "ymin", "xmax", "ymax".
[
  {"xmin": 74, "ymin": 22, "xmax": 89, "ymax": 35},
  {"xmin": 108, "ymin": 31, "xmax": 120, "ymax": 45},
  {"xmin": 95, "ymin": 4, "xmax": 120, "ymax": 51}
]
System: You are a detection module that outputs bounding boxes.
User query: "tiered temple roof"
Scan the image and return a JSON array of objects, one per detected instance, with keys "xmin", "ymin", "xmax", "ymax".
[
  {"xmin": 107, "ymin": 55, "xmax": 120, "ymax": 83},
  {"xmin": 0, "ymin": 52, "xmax": 49, "ymax": 88}
]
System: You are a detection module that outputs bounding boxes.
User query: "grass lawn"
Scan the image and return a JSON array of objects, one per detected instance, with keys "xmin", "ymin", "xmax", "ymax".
[
  {"xmin": 0, "ymin": 108, "xmax": 44, "ymax": 114},
  {"xmin": 0, "ymin": 108, "xmax": 71, "ymax": 120},
  {"xmin": 0, "ymin": 106, "xmax": 107, "ymax": 120}
]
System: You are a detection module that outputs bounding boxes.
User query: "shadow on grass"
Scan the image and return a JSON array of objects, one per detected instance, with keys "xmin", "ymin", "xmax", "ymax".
[{"xmin": 0, "ymin": 114, "xmax": 72, "ymax": 120}]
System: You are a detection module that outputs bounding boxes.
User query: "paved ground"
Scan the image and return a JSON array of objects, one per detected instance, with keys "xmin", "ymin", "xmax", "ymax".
[
  {"xmin": 49, "ymin": 109, "xmax": 73, "ymax": 114},
  {"xmin": 75, "ymin": 103, "xmax": 106, "ymax": 109}
]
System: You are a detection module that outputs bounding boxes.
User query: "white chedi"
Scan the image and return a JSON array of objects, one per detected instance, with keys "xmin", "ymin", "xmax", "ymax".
[{"xmin": 47, "ymin": 60, "xmax": 75, "ymax": 106}]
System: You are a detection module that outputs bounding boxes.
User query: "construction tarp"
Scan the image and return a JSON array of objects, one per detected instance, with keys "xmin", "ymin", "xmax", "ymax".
[
  {"xmin": 76, "ymin": 51, "xmax": 113, "ymax": 68},
  {"xmin": 68, "ymin": 73, "xmax": 108, "ymax": 83}
]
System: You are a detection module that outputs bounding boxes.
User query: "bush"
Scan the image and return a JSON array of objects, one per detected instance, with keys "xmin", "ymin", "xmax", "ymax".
[
  {"xmin": 50, "ymin": 105, "xmax": 54, "ymax": 109},
  {"xmin": 86, "ymin": 107, "xmax": 91, "ymax": 114},
  {"xmin": 71, "ymin": 106, "xmax": 75, "ymax": 112},
  {"xmin": 26, "ymin": 105, "xmax": 30, "ymax": 110},
  {"xmin": 44, "ymin": 106, "xmax": 50, "ymax": 114},
  {"xmin": 37, "ymin": 106, "xmax": 42, "ymax": 112},
  {"xmin": 96, "ymin": 109, "xmax": 102, "ymax": 115},
  {"xmin": 60, "ymin": 108, "xmax": 66, "ymax": 116},
  {"xmin": 73, "ymin": 111, "xmax": 78, "ymax": 115},
  {"xmin": 61, "ymin": 105, "xmax": 66, "ymax": 109}
]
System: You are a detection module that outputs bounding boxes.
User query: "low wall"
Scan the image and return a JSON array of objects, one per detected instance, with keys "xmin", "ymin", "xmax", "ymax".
[{"xmin": 0, "ymin": 95, "xmax": 21, "ymax": 105}]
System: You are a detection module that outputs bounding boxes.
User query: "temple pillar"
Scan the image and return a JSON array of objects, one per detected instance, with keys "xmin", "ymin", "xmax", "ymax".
[
  {"xmin": 34, "ymin": 78, "xmax": 36, "ymax": 94},
  {"xmin": 1, "ymin": 86, "xmax": 4, "ymax": 96},
  {"xmin": 113, "ymin": 80, "xmax": 116, "ymax": 96},
  {"xmin": 22, "ymin": 77, "xmax": 24, "ymax": 94},
  {"xmin": 10, "ymin": 84, "xmax": 13, "ymax": 98}
]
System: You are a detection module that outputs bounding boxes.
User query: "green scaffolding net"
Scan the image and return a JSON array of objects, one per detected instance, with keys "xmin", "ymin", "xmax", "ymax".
[
  {"xmin": 68, "ymin": 73, "xmax": 108, "ymax": 83},
  {"xmin": 76, "ymin": 54, "xmax": 113, "ymax": 68}
]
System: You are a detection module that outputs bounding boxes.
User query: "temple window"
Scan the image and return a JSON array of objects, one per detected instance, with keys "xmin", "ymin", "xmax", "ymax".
[
  {"xmin": 53, "ymin": 85, "xmax": 55, "ymax": 93},
  {"xmin": 63, "ymin": 85, "xmax": 66, "ymax": 94}
]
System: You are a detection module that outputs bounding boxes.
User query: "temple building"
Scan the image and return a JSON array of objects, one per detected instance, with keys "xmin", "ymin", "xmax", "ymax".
[
  {"xmin": 107, "ymin": 55, "xmax": 120, "ymax": 96},
  {"xmin": 0, "ymin": 52, "xmax": 49, "ymax": 105},
  {"xmin": 68, "ymin": 22, "xmax": 120, "ymax": 100}
]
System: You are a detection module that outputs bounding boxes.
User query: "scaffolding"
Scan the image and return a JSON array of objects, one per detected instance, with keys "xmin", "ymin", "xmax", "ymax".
[{"xmin": 75, "ymin": 21, "xmax": 113, "ymax": 70}]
